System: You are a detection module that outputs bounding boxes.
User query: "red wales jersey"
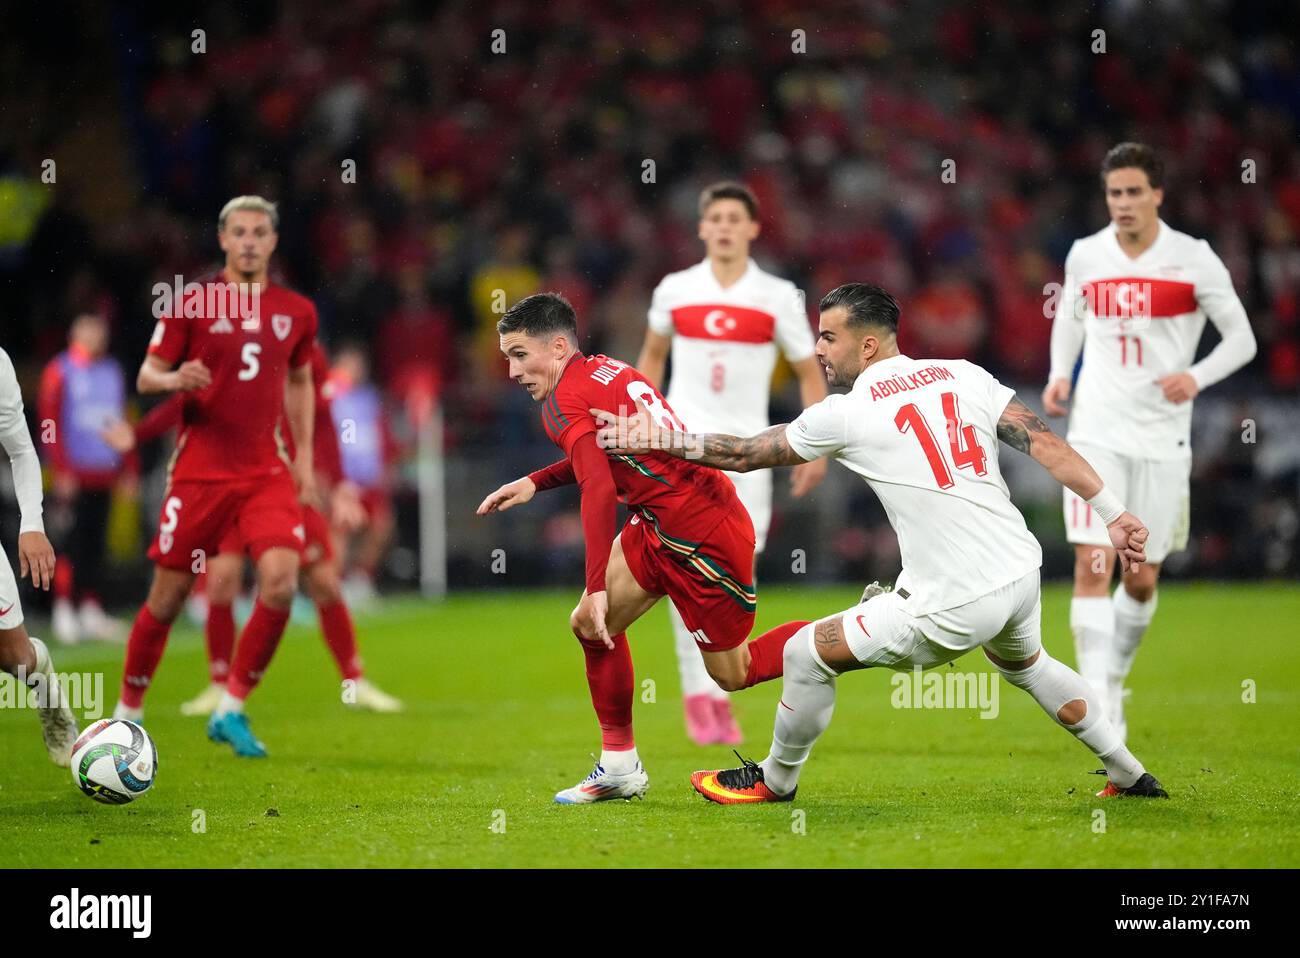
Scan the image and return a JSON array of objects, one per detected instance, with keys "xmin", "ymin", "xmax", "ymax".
[
  {"xmin": 542, "ymin": 353, "xmax": 742, "ymax": 538},
  {"xmin": 146, "ymin": 271, "xmax": 319, "ymax": 483}
]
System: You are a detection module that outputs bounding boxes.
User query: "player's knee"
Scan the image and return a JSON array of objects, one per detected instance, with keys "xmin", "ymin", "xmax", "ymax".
[
  {"xmin": 1056, "ymin": 697, "xmax": 1087, "ymax": 725},
  {"xmin": 146, "ymin": 580, "xmax": 189, "ymax": 623},
  {"xmin": 1123, "ymin": 577, "xmax": 1156, "ymax": 603},
  {"xmin": 704, "ymin": 656, "xmax": 747, "ymax": 692},
  {"xmin": 568, "ymin": 610, "xmax": 593, "ymax": 641},
  {"xmin": 304, "ymin": 567, "xmax": 341, "ymax": 605}
]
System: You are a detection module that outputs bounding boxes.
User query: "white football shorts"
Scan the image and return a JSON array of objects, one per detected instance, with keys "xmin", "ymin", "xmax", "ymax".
[{"xmin": 1063, "ymin": 442, "xmax": 1190, "ymax": 564}]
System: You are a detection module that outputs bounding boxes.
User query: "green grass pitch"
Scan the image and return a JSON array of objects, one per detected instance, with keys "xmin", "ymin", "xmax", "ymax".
[{"xmin": 1, "ymin": 583, "xmax": 1297, "ymax": 867}]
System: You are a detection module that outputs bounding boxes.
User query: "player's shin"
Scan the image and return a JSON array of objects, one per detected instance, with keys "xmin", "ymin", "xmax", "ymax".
[
  {"xmin": 207, "ymin": 602, "xmax": 235, "ymax": 683},
  {"xmin": 1110, "ymin": 586, "xmax": 1156, "ymax": 686},
  {"xmin": 992, "ymin": 650, "xmax": 1144, "ymax": 788},
  {"xmin": 760, "ymin": 624, "xmax": 837, "ymax": 796},
  {"xmin": 576, "ymin": 629, "xmax": 638, "ymax": 772},
  {"xmin": 220, "ymin": 600, "xmax": 291, "ymax": 712},
  {"xmin": 742, "ymin": 619, "xmax": 810, "ymax": 688},
  {"xmin": 117, "ymin": 605, "xmax": 174, "ymax": 714},
  {"xmin": 1069, "ymin": 595, "xmax": 1112, "ymax": 713}
]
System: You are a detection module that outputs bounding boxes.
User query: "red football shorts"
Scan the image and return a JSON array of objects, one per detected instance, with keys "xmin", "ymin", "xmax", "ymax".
[
  {"xmin": 216, "ymin": 502, "xmax": 333, "ymax": 565},
  {"xmin": 621, "ymin": 506, "xmax": 756, "ymax": 651},
  {"xmin": 148, "ymin": 474, "xmax": 304, "ymax": 570}
]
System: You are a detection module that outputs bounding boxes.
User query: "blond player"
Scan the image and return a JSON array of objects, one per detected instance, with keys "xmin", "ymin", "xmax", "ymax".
[
  {"xmin": 598, "ymin": 284, "xmax": 1167, "ymax": 802},
  {"xmin": 636, "ymin": 181, "xmax": 828, "ymax": 745},
  {"xmin": 1044, "ymin": 143, "xmax": 1257, "ymax": 739},
  {"xmin": 0, "ymin": 347, "xmax": 79, "ymax": 767}
]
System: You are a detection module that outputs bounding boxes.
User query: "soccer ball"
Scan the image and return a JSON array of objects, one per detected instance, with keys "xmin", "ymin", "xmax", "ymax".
[{"xmin": 71, "ymin": 719, "xmax": 158, "ymax": 805}]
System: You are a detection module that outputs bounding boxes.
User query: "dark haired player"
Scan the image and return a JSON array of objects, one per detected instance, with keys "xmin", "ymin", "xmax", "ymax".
[
  {"xmin": 1044, "ymin": 143, "xmax": 1256, "ymax": 739},
  {"xmin": 598, "ymin": 284, "xmax": 1167, "ymax": 803},
  {"xmin": 636, "ymin": 180, "xmax": 827, "ymax": 746},
  {"xmin": 112, "ymin": 195, "xmax": 318, "ymax": 758},
  {"xmin": 477, "ymin": 292, "xmax": 804, "ymax": 803}
]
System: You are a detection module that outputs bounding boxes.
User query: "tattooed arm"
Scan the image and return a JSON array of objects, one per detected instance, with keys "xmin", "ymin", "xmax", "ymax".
[
  {"xmin": 996, "ymin": 396, "xmax": 1104, "ymax": 501},
  {"xmin": 593, "ymin": 408, "xmax": 810, "ymax": 474}
]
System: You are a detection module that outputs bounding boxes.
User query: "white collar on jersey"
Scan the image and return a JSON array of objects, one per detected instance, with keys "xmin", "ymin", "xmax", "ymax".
[
  {"xmin": 1108, "ymin": 217, "xmax": 1168, "ymax": 263},
  {"xmin": 852, "ymin": 353, "xmax": 912, "ymax": 388},
  {"xmin": 700, "ymin": 256, "xmax": 756, "ymax": 292}
]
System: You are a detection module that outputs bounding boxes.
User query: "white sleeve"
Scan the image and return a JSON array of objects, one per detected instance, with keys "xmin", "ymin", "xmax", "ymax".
[
  {"xmin": 959, "ymin": 360, "xmax": 1016, "ymax": 432},
  {"xmin": 774, "ymin": 282, "xmax": 815, "ymax": 363},
  {"xmin": 1189, "ymin": 241, "xmax": 1258, "ymax": 392},
  {"xmin": 1048, "ymin": 242, "xmax": 1086, "ymax": 382},
  {"xmin": 0, "ymin": 349, "xmax": 45, "ymax": 534},
  {"xmin": 784, "ymin": 394, "xmax": 847, "ymax": 461},
  {"xmin": 647, "ymin": 279, "xmax": 674, "ymax": 336}
]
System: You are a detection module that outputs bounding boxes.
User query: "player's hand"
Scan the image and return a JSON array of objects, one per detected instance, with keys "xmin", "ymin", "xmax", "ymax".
[
  {"xmin": 293, "ymin": 457, "xmax": 319, "ymax": 506},
  {"xmin": 18, "ymin": 531, "xmax": 55, "ymax": 590},
  {"xmin": 171, "ymin": 359, "xmax": 212, "ymax": 392},
  {"xmin": 1106, "ymin": 511, "xmax": 1149, "ymax": 573},
  {"xmin": 331, "ymin": 481, "xmax": 366, "ymax": 531},
  {"xmin": 1042, "ymin": 378, "xmax": 1072, "ymax": 416},
  {"xmin": 100, "ymin": 418, "xmax": 137, "ymax": 454},
  {"xmin": 579, "ymin": 590, "xmax": 615, "ymax": 650},
  {"xmin": 1155, "ymin": 372, "xmax": 1199, "ymax": 404},
  {"xmin": 592, "ymin": 403, "xmax": 666, "ymax": 455},
  {"xmin": 790, "ymin": 457, "xmax": 827, "ymax": 498},
  {"xmin": 476, "ymin": 477, "xmax": 536, "ymax": 515}
]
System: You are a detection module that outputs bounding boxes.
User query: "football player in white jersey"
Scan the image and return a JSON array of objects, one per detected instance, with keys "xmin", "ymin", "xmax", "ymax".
[
  {"xmin": 636, "ymin": 181, "xmax": 828, "ymax": 745},
  {"xmin": 0, "ymin": 347, "xmax": 80, "ymax": 767},
  {"xmin": 596, "ymin": 284, "xmax": 1167, "ymax": 802},
  {"xmin": 1044, "ymin": 143, "xmax": 1257, "ymax": 739}
]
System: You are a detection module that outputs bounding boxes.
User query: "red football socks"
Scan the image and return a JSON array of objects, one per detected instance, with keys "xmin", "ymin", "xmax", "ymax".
[
  {"xmin": 742, "ymin": 620, "xmax": 811, "ymax": 688},
  {"xmin": 225, "ymin": 601, "xmax": 291, "ymax": 700},
  {"xmin": 317, "ymin": 600, "xmax": 362, "ymax": 680},
  {"xmin": 207, "ymin": 602, "xmax": 235, "ymax": 684},
  {"xmin": 576, "ymin": 630, "xmax": 635, "ymax": 751},
  {"xmin": 120, "ymin": 606, "xmax": 173, "ymax": 708}
]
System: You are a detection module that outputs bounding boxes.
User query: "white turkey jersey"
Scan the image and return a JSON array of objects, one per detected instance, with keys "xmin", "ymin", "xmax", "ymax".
[
  {"xmin": 1050, "ymin": 220, "xmax": 1256, "ymax": 462},
  {"xmin": 786, "ymin": 355, "xmax": 1042, "ymax": 616},
  {"xmin": 648, "ymin": 258, "xmax": 815, "ymax": 435}
]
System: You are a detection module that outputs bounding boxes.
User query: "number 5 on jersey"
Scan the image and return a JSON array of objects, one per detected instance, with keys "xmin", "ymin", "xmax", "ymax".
[{"xmin": 895, "ymin": 391, "xmax": 988, "ymax": 489}]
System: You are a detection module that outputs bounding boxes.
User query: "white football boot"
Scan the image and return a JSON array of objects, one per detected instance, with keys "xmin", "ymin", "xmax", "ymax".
[
  {"xmin": 30, "ymin": 638, "xmax": 79, "ymax": 767},
  {"xmin": 79, "ymin": 600, "xmax": 126, "ymax": 643},
  {"xmin": 554, "ymin": 759, "xmax": 649, "ymax": 804},
  {"xmin": 346, "ymin": 677, "xmax": 404, "ymax": 713},
  {"xmin": 52, "ymin": 599, "xmax": 82, "ymax": 646},
  {"xmin": 180, "ymin": 682, "xmax": 225, "ymax": 716}
]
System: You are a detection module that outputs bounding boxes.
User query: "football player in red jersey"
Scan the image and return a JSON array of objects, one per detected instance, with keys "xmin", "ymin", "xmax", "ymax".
[
  {"xmin": 102, "ymin": 341, "xmax": 403, "ymax": 716},
  {"xmin": 111, "ymin": 195, "xmax": 318, "ymax": 758},
  {"xmin": 477, "ymin": 293, "xmax": 804, "ymax": 803}
]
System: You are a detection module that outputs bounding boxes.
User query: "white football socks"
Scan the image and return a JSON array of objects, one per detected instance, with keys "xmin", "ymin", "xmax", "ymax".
[
  {"xmin": 760, "ymin": 624, "xmax": 837, "ymax": 796},
  {"xmin": 113, "ymin": 702, "xmax": 143, "ymax": 722},
  {"xmin": 669, "ymin": 602, "xmax": 727, "ymax": 700},
  {"xmin": 26, "ymin": 637, "xmax": 59, "ymax": 708},
  {"xmin": 214, "ymin": 691, "xmax": 244, "ymax": 717},
  {"xmin": 600, "ymin": 747, "xmax": 639, "ymax": 775},
  {"xmin": 1070, "ymin": 595, "xmax": 1113, "ymax": 713},
  {"xmin": 992, "ymin": 650, "xmax": 1143, "ymax": 788},
  {"xmin": 1111, "ymin": 586, "xmax": 1156, "ymax": 685}
]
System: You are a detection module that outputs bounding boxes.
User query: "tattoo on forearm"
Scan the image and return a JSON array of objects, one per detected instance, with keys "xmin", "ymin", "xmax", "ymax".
[
  {"xmin": 689, "ymin": 425, "xmax": 800, "ymax": 471},
  {"xmin": 996, "ymin": 397, "xmax": 1052, "ymax": 454}
]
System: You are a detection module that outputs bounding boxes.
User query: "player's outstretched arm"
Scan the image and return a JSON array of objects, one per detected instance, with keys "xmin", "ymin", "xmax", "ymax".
[
  {"xmin": 593, "ymin": 405, "xmax": 805, "ymax": 473},
  {"xmin": 997, "ymin": 396, "xmax": 1148, "ymax": 570}
]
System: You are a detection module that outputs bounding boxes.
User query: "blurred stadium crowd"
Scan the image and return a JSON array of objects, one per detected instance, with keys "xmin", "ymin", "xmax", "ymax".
[{"xmin": 1, "ymin": 0, "xmax": 1297, "ymax": 609}]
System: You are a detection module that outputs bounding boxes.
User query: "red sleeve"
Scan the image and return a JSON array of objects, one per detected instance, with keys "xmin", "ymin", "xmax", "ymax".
[
  {"xmin": 37, "ymin": 359, "xmax": 67, "ymax": 469},
  {"xmin": 569, "ymin": 433, "xmax": 619, "ymax": 595},
  {"xmin": 542, "ymin": 381, "xmax": 598, "ymax": 457},
  {"xmin": 289, "ymin": 302, "xmax": 319, "ymax": 369},
  {"xmin": 528, "ymin": 459, "xmax": 575, "ymax": 491},
  {"xmin": 133, "ymin": 395, "xmax": 184, "ymax": 445},
  {"xmin": 147, "ymin": 314, "xmax": 189, "ymax": 366}
]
